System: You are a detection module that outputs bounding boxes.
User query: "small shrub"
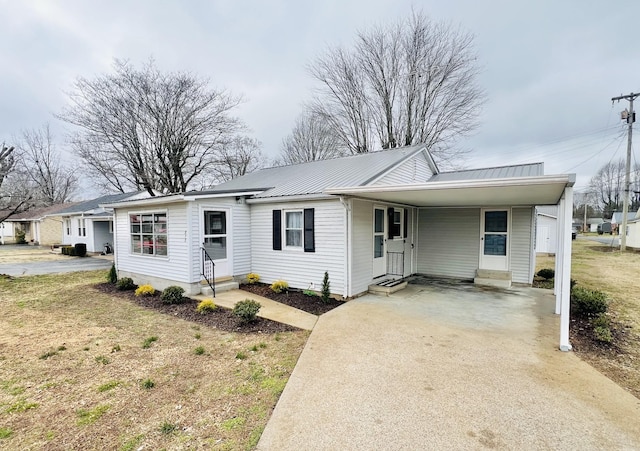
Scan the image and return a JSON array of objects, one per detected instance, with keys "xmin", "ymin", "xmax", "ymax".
[
  {"xmin": 246, "ymin": 273, "xmax": 260, "ymax": 284},
  {"xmin": 117, "ymin": 277, "xmax": 136, "ymax": 291},
  {"xmin": 536, "ymin": 268, "xmax": 555, "ymax": 280},
  {"xmin": 134, "ymin": 284, "xmax": 155, "ymax": 297},
  {"xmin": 594, "ymin": 326, "xmax": 613, "ymax": 343},
  {"xmin": 233, "ymin": 299, "xmax": 261, "ymax": 323},
  {"xmin": 194, "ymin": 346, "xmax": 206, "ymax": 355},
  {"xmin": 270, "ymin": 280, "xmax": 289, "ymax": 294},
  {"xmin": 107, "ymin": 264, "xmax": 118, "ymax": 284},
  {"xmin": 15, "ymin": 229, "xmax": 26, "ymax": 245},
  {"xmin": 161, "ymin": 286, "xmax": 185, "ymax": 304},
  {"xmin": 571, "ymin": 287, "xmax": 608, "ymax": 316},
  {"xmin": 303, "ymin": 289, "xmax": 317, "ymax": 297},
  {"xmin": 196, "ymin": 299, "xmax": 217, "ymax": 314},
  {"xmin": 321, "ymin": 271, "xmax": 331, "ymax": 303},
  {"xmin": 141, "ymin": 379, "xmax": 155, "ymax": 389},
  {"xmin": 142, "ymin": 336, "xmax": 158, "ymax": 349}
]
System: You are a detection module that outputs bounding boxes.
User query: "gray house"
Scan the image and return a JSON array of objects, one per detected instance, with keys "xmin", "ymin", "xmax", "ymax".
[{"xmin": 105, "ymin": 144, "xmax": 576, "ymax": 350}]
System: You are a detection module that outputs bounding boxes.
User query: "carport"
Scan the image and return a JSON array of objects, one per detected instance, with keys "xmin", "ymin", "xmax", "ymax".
[{"xmin": 326, "ymin": 173, "xmax": 576, "ymax": 351}]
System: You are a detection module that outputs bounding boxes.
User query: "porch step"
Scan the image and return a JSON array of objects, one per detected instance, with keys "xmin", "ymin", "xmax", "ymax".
[
  {"xmin": 201, "ymin": 280, "xmax": 239, "ymax": 297},
  {"xmin": 474, "ymin": 269, "xmax": 512, "ymax": 289},
  {"xmin": 368, "ymin": 279, "xmax": 408, "ymax": 296}
]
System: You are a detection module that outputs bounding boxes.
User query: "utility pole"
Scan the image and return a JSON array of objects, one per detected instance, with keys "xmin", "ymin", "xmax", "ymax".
[{"xmin": 611, "ymin": 92, "xmax": 639, "ymax": 251}]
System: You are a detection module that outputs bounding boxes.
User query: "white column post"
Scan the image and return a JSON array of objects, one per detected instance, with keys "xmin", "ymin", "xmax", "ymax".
[
  {"xmin": 559, "ymin": 186, "xmax": 574, "ymax": 351},
  {"xmin": 554, "ymin": 199, "xmax": 563, "ymax": 313}
]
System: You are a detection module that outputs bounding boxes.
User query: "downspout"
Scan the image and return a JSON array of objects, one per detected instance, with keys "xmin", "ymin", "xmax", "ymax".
[{"xmin": 340, "ymin": 197, "xmax": 351, "ymax": 298}]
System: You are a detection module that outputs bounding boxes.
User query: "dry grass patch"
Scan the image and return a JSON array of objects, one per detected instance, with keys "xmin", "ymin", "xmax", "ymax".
[
  {"xmin": 535, "ymin": 239, "xmax": 640, "ymax": 398},
  {"xmin": 0, "ymin": 270, "xmax": 308, "ymax": 449},
  {"xmin": 0, "ymin": 245, "xmax": 68, "ymax": 263}
]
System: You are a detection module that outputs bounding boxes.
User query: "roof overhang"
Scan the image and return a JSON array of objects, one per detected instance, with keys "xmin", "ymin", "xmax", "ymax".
[{"xmin": 325, "ymin": 174, "xmax": 575, "ymax": 207}]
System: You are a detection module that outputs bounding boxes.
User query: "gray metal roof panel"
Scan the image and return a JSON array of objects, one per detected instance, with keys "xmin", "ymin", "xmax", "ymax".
[
  {"xmin": 56, "ymin": 192, "xmax": 144, "ymax": 215},
  {"xmin": 210, "ymin": 145, "xmax": 427, "ymax": 198},
  {"xmin": 429, "ymin": 163, "xmax": 544, "ymax": 182}
]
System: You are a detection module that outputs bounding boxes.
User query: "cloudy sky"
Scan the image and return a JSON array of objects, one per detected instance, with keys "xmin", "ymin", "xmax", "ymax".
[{"xmin": 2, "ymin": 0, "xmax": 639, "ymax": 197}]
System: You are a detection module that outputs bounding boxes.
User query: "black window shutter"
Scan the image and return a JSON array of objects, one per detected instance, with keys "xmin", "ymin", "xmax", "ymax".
[
  {"xmin": 304, "ymin": 208, "xmax": 315, "ymax": 252},
  {"xmin": 403, "ymin": 209, "xmax": 408, "ymax": 238},
  {"xmin": 272, "ymin": 210, "xmax": 282, "ymax": 250},
  {"xmin": 387, "ymin": 207, "xmax": 395, "ymax": 239}
]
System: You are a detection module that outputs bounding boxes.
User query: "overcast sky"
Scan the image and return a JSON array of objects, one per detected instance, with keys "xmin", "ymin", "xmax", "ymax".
[{"xmin": 2, "ymin": 0, "xmax": 639, "ymax": 197}]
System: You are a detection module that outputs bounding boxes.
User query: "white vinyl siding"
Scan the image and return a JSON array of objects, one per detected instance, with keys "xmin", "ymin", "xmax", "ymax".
[
  {"xmin": 251, "ymin": 199, "xmax": 345, "ymax": 295},
  {"xmin": 417, "ymin": 208, "xmax": 480, "ymax": 279},
  {"xmin": 511, "ymin": 207, "xmax": 534, "ymax": 284},
  {"xmin": 536, "ymin": 214, "xmax": 557, "ymax": 254},
  {"xmin": 115, "ymin": 203, "xmax": 190, "ymax": 284},
  {"xmin": 372, "ymin": 152, "xmax": 434, "ymax": 185},
  {"xmin": 351, "ymin": 199, "xmax": 374, "ymax": 295}
]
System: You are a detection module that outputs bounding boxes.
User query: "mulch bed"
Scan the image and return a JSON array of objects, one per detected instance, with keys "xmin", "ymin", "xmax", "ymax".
[
  {"xmin": 93, "ymin": 282, "xmax": 297, "ymax": 333},
  {"xmin": 239, "ymin": 283, "xmax": 344, "ymax": 316}
]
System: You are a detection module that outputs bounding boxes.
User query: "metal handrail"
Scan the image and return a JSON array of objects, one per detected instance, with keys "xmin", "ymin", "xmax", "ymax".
[{"xmin": 201, "ymin": 246, "xmax": 216, "ymax": 297}]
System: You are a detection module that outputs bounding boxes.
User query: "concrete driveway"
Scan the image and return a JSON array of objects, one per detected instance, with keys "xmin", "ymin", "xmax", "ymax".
[
  {"xmin": 258, "ymin": 282, "xmax": 640, "ymax": 450},
  {"xmin": 0, "ymin": 245, "xmax": 112, "ymax": 276}
]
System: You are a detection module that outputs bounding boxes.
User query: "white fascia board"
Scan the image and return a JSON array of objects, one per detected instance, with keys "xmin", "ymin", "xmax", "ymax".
[
  {"xmin": 185, "ymin": 190, "xmax": 265, "ymax": 200},
  {"xmin": 246, "ymin": 193, "xmax": 335, "ymax": 204},
  {"xmin": 100, "ymin": 195, "xmax": 187, "ymax": 209},
  {"xmin": 326, "ymin": 174, "xmax": 575, "ymax": 195}
]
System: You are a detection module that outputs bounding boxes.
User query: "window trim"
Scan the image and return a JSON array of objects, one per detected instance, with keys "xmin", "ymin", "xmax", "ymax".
[
  {"xmin": 64, "ymin": 218, "xmax": 71, "ymax": 236},
  {"xmin": 77, "ymin": 218, "xmax": 86, "ymax": 237},
  {"xmin": 284, "ymin": 209, "xmax": 304, "ymax": 250},
  {"xmin": 390, "ymin": 207, "xmax": 404, "ymax": 239},
  {"xmin": 129, "ymin": 210, "xmax": 168, "ymax": 258}
]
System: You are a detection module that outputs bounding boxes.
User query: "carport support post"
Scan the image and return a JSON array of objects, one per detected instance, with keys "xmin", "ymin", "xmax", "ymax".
[
  {"xmin": 554, "ymin": 198, "xmax": 563, "ymax": 313},
  {"xmin": 559, "ymin": 186, "xmax": 573, "ymax": 351}
]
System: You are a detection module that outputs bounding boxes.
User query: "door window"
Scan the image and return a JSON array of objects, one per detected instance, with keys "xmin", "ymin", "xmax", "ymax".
[
  {"xmin": 204, "ymin": 211, "xmax": 227, "ymax": 260},
  {"xmin": 484, "ymin": 211, "xmax": 507, "ymax": 256}
]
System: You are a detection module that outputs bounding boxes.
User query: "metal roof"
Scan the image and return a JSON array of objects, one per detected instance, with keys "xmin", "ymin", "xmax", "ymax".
[
  {"xmin": 56, "ymin": 191, "xmax": 145, "ymax": 215},
  {"xmin": 209, "ymin": 145, "xmax": 429, "ymax": 198},
  {"xmin": 429, "ymin": 163, "xmax": 544, "ymax": 182}
]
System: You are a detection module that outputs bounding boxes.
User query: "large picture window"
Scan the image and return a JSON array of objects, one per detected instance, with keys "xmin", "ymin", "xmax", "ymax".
[
  {"xmin": 285, "ymin": 210, "xmax": 303, "ymax": 248},
  {"xmin": 130, "ymin": 212, "xmax": 167, "ymax": 256}
]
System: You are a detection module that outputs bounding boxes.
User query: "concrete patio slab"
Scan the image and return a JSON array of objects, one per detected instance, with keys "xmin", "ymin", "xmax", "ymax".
[{"xmin": 257, "ymin": 284, "xmax": 640, "ymax": 450}]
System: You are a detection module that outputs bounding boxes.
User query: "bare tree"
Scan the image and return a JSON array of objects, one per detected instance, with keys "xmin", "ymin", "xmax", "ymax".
[
  {"xmin": 279, "ymin": 112, "xmax": 348, "ymax": 164},
  {"xmin": 588, "ymin": 160, "xmax": 626, "ymax": 218},
  {"xmin": 307, "ymin": 11, "xmax": 485, "ymax": 165},
  {"xmin": 209, "ymin": 136, "xmax": 265, "ymax": 184},
  {"xmin": 58, "ymin": 59, "xmax": 245, "ymax": 195},
  {"xmin": 18, "ymin": 125, "xmax": 77, "ymax": 205},
  {"xmin": 0, "ymin": 144, "xmax": 34, "ymax": 222}
]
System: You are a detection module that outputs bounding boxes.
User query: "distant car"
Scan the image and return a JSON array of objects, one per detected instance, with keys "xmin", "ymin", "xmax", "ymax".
[{"xmin": 597, "ymin": 223, "xmax": 612, "ymax": 235}]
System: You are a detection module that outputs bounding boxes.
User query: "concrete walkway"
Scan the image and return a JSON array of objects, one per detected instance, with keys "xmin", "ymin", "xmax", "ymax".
[
  {"xmin": 193, "ymin": 289, "xmax": 318, "ymax": 331},
  {"xmin": 258, "ymin": 284, "xmax": 640, "ymax": 450}
]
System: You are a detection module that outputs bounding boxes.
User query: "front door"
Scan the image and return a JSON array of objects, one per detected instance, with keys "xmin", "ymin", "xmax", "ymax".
[
  {"xmin": 373, "ymin": 206, "xmax": 386, "ymax": 277},
  {"xmin": 203, "ymin": 209, "xmax": 231, "ymax": 278},
  {"xmin": 480, "ymin": 209, "xmax": 509, "ymax": 271}
]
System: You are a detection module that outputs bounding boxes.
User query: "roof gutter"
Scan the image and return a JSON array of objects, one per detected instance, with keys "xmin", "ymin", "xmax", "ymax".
[{"xmin": 246, "ymin": 193, "xmax": 335, "ymax": 204}]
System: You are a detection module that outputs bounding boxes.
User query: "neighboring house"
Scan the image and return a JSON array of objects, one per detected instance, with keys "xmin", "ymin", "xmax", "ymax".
[
  {"xmin": 104, "ymin": 144, "xmax": 577, "ymax": 350},
  {"xmin": 587, "ymin": 217, "xmax": 604, "ymax": 233},
  {"xmin": 625, "ymin": 217, "xmax": 640, "ymax": 248},
  {"xmin": 56, "ymin": 192, "xmax": 152, "ymax": 253},
  {"xmin": 535, "ymin": 206, "xmax": 557, "ymax": 254},
  {"xmin": 611, "ymin": 210, "xmax": 640, "ymax": 233},
  {"xmin": 0, "ymin": 220, "xmax": 14, "ymax": 244},
  {"xmin": 5, "ymin": 203, "xmax": 77, "ymax": 245}
]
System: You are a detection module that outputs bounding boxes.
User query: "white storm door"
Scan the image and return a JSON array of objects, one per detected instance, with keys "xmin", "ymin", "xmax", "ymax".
[
  {"xmin": 373, "ymin": 206, "xmax": 386, "ymax": 278},
  {"xmin": 480, "ymin": 209, "xmax": 509, "ymax": 271},
  {"xmin": 203, "ymin": 209, "xmax": 231, "ymax": 278}
]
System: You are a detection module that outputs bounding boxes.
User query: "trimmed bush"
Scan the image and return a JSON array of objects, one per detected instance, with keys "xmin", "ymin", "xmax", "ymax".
[
  {"xmin": 196, "ymin": 299, "xmax": 217, "ymax": 314},
  {"xmin": 107, "ymin": 263, "xmax": 118, "ymax": 284},
  {"xmin": 117, "ymin": 277, "xmax": 136, "ymax": 291},
  {"xmin": 233, "ymin": 299, "xmax": 261, "ymax": 323},
  {"xmin": 135, "ymin": 284, "xmax": 156, "ymax": 297},
  {"xmin": 246, "ymin": 273, "xmax": 260, "ymax": 284},
  {"xmin": 536, "ymin": 268, "xmax": 555, "ymax": 280},
  {"xmin": 161, "ymin": 286, "xmax": 185, "ymax": 305},
  {"xmin": 270, "ymin": 280, "xmax": 289, "ymax": 294},
  {"xmin": 571, "ymin": 286, "xmax": 608, "ymax": 316},
  {"xmin": 321, "ymin": 271, "xmax": 331, "ymax": 303},
  {"xmin": 15, "ymin": 229, "xmax": 26, "ymax": 245}
]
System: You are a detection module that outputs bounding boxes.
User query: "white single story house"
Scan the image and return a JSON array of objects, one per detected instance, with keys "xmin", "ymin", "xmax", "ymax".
[
  {"xmin": 57, "ymin": 192, "xmax": 150, "ymax": 253},
  {"xmin": 4, "ymin": 203, "xmax": 76, "ymax": 245},
  {"xmin": 535, "ymin": 206, "xmax": 557, "ymax": 254},
  {"xmin": 587, "ymin": 217, "xmax": 604, "ymax": 233},
  {"xmin": 104, "ymin": 144, "xmax": 576, "ymax": 350}
]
